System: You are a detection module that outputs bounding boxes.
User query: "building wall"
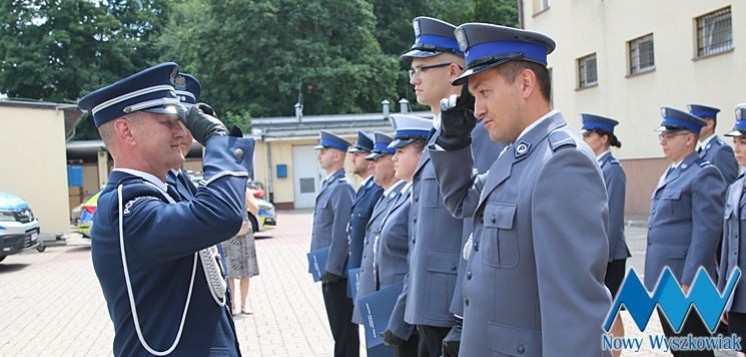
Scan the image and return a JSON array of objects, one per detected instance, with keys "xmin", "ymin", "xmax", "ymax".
[
  {"xmin": 0, "ymin": 105, "xmax": 71, "ymax": 235},
  {"xmin": 522, "ymin": 0, "xmax": 743, "ymax": 215},
  {"xmin": 253, "ymin": 136, "xmax": 365, "ymax": 209}
]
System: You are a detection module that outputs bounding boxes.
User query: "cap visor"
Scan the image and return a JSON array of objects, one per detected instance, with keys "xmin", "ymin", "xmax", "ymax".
[
  {"xmin": 725, "ymin": 129, "xmax": 746, "ymax": 137},
  {"xmin": 401, "ymin": 49, "xmax": 443, "ymax": 60},
  {"xmin": 314, "ymin": 144, "xmax": 327, "ymax": 150},
  {"xmin": 452, "ymin": 59, "xmax": 511, "ymax": 86},
  {"xmin": 348, "ymin": 147, "xmax": 370, "ymax": 153},
  {"xmin": 389, "ymin": 138, "xmax": 416, "ymax": 149},
  {"xmin": 143, "ymin": 104, "xmax": 186, "ymax": 119},
  {"xmin": 365, "ymin": 153, "xmax": 380, "ymax": 160}
]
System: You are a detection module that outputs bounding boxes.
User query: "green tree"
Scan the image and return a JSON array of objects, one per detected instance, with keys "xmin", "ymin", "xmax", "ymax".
[
  {"xmin": 158, "ymin": 0, "xmax": 398, "ymax": 119},
  {"xmin": 0, "ymin": 0, "xmax": 172, "ymax": 139}
]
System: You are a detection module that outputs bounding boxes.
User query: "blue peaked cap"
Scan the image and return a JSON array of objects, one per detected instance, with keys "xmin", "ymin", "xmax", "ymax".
[
  {"xmin": 581, "ymin": 113, "xmax": 619, "ymax": 134},
  {"xmin": 402, "ymin": 17, "xmax": 463, "ymax": 59},
  {"xmin": 366, "ymin": 132, "xmax": 395, "ymax": 160},
  {"xmin": 174, "ymin": 73, "xmax": 201, "ymax": 106},
  {"xmin": 725, "ymin": 103, "xmax": 746, "ymax": 137},
  {"xmin": 315, "ymin": 130, "xmax": 351, "ymax": 152},
  {"xmin": 349, "ymin": 131, "xmax": 375, "ymax": 153},
  {"xmin": 388, "ymin": 114, "xmax": 432, "ymax": 149},
  {"xmin": 78, "ymin": 62, "xmax": 183, "ymax": 128},
  {"xmin": 453, "ymin": 23, "xmax": 556, "ymax": 85},
  {"xmin": 687, "ymin": 104, "xmax": 720, "ymax": 121},
  {"xmin": 656, "ymin": 106, "xmax": 707, "ymax": 134}
]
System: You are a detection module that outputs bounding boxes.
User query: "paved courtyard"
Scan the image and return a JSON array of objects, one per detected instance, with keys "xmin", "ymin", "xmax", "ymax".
[{"xmin": 0, "ymin": 210, "xmax": 738, "ymax": 356}]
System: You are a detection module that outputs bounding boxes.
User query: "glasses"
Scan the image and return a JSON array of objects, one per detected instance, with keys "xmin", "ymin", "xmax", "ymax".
[
  {"xmin": 658, "ymin": 131, "xmax": 689, "ymax": 141},
  {"xmin": 408, "ymin": 63, "xmax": 461, "ymax": 79}
]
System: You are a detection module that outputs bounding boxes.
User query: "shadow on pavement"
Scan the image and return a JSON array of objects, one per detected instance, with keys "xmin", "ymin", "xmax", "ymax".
[{"xmin": 0, "ymin": 263, "xmax": 29, "ymax": 273}]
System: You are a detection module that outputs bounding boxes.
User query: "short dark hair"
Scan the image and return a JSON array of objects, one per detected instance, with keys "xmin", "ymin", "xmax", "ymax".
[{"xmin": 496, "ymin": 61, "xmax": 551, "ymax": 103}]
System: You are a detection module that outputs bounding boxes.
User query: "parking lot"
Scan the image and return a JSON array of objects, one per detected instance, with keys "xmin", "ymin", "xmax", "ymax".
[{"xmin": 0, "ymin": 211, "xmax": 736, "ymax": 356}]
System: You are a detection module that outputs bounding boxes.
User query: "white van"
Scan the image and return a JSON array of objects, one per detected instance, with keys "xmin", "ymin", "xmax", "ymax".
[{"xmin": 0, "ymin": 191, "xmax": 40, "ymax": 262}]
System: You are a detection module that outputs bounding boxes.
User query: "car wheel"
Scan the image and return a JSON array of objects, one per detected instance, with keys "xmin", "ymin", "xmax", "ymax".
[{"xmin": 247, "ymin": 212, "xmax": 259, "ymax": 233}]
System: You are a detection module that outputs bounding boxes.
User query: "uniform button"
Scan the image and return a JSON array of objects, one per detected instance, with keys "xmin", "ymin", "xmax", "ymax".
[
  {"xmin": 490, "ymin": 215, "xmax": 496, "ymax": 224},
  {"xmin": 234, "ymin": 148, "xmax": 244, "ymax": 161},
  {"xmin": 517, "ymin": 345, "xmax": 525, "ymax": 354},
  {"xmin": 464, "ymin": 298, "xmax": 469, "ymax": 306},
  {"xmin": 414, "ymin": 195, "xmax": 419, "ymax": 202},
  {"xmin": 414, "ymin": 217, "xmax": 417, "ymax": 223},
  {"xmin": 451, "ymin": 264, "xmax": 457, "ymax": 271},
  {"xmin": 466, "ymin": 271, "xmax": 472, "ymax": 280},
  {"xmin": 474, "ymin": 242, "xmax": 479, "ymax": 252}
]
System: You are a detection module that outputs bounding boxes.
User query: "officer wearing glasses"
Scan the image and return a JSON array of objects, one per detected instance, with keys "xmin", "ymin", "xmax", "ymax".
[{"xmin": 647, "ymin": 107, "xmax": 725, "ymax": 357}]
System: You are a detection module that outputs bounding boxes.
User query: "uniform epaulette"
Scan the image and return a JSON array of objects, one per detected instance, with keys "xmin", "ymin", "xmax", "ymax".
[
  {"xmin": 699, "ymin": 160, "xmax": 712, "ymax": 168},
  {"xmin": 609, "ymin": 159, "xmax": 621, "ymax": 165},
  {"xmin": 548, "ymin": 131, "xmax": 576, "ymax": 152}
]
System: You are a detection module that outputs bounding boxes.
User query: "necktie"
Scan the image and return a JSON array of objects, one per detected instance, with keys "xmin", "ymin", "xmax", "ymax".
[
  {"xmin": 697, "ymin": 147, "xmax": 703, "ymax": 155},
  {"xmin": 428, "ymin": 127, "xmax": 437, "ymax": 141},
  {"xmin": 664, "ymin": 166, "xmax": 674, "ymax": 179}
]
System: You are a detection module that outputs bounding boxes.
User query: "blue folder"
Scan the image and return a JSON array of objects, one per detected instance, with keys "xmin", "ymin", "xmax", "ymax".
[
  {"xmin": 348, "ymin": 267, "xmax": 361, "ymax": 301},
  {"xmin": 357, "ymin": 281, "xmax": 404, "ymax": 347},
  {"xmin": 366, "ymin": 343, "xmax": 393, "ymax": 357},
  {"xmin": 307, "ymin": 246, "xmax": 330, "ymax": 282}
]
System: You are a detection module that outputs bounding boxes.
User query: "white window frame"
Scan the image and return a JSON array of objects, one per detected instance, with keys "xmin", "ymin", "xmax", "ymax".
[
  {"xmin": 577, "ymin": 54, "xmax": 597, "ymax": 89},
  {"xmin": 696, "ymin": 7, "xmax": 733, "ymax": 57},
  {"xmin": 628, "ymin": 34, "xmax": 655, "ymax": 75}
]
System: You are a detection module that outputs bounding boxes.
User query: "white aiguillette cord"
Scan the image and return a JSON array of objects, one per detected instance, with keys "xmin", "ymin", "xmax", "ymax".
[{"xmin": 117, "ymin": 184, "xmax": 197, "ymax": 356}]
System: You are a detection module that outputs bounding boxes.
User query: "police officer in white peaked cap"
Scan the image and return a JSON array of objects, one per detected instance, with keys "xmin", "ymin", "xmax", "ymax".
[
  {"xmin": 429, "ymin": 23, "xmax": 613, "ymax": 356},
  {"xmin": 78, "ymin": 62, "xmax": 252, "ymax": 356}
]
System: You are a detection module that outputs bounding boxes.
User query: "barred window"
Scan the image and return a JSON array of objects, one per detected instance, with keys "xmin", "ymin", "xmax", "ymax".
[
  {"xmin": 577, "ymin": 54, "xmax": 597, "ymax": 89},
  {"xmin": 696, "ymin": 7, "xmax": 733, "ymax": 57},
  {"xmin": 628, "ymin": 34, "xmax": 655, "ymax": 75}
]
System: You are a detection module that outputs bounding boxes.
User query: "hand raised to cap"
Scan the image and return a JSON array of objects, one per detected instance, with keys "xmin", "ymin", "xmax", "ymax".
[
  {"xmin": 436, "ymin": 84, "xmax": 477, "ymax": 151},
  {"xmin": 184, "ymin": 103, "xmax": 229, "ymax": 145}
]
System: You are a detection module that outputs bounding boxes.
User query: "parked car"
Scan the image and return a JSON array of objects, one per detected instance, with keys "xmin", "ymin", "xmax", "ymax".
[
  {"xmin": 78, "ymin": 191, "xmax": 101, "ymax": 238},
  {"xmin": 190, "ymin": 176, "xmax": 276, "ymax": 232},
  {"xmin": 0, "ymin": 191, "xmax": 40, "ymax": 262}
]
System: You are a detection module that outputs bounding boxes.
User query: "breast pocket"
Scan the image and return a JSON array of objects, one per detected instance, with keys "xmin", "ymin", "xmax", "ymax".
[
  {"xmin": 660, "ymin": 189, "xmax": 685, "ymax": 216},
  {"xmin": 481, "ymin": 202, "xmax": 518, "ymax": 269}
]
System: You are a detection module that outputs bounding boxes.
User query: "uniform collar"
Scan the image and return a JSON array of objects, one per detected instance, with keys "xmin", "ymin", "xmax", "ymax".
[
  {"xmin": 432, "ymin": 113, "xmax": 442, "ymax": 131},
  {"xmin": 697, "ymin": 134, "xmax": 717, "ymax": 151},
  {"xmin": 384, "ymin": 180, "xmax": 406, "ymax": 197},
  {"xmin": 516, "ymin": 109, "xmax": 559, "ymax": 143},
  {"xmin": 113, "ymin": 168, "xmax": 168, "ymax": 192},
  {"xmin": 597, "ymin": 150, "xmax": 611, "ymax": 163}
]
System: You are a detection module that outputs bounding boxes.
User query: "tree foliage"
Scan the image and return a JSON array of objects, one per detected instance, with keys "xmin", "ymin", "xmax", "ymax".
[{"xmin": 0, "ymin": 0, "xmax": 518, "ymax": 139}]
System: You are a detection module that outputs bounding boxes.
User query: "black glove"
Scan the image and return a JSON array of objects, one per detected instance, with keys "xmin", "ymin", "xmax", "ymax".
[
  {"xmin": 183, "ymin": 103, "xmax": 229, "ymax": 146},
  {"xmin": 321, "ymin": 272, "xmax": 341, "ymax": 284},
  {"xmin": 436, "ymin": 84, "xmax": 477, "ymax": 151},
  {"xmin": 441, "ymin": 318, "xmax": 463, "ymax": 357},
  {"xmin": 380, "ymin": 329, "xmax": 404, "ymax": 346}
]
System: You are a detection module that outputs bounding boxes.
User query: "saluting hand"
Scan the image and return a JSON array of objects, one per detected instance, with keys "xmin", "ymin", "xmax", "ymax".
[
  {"xmin": 436, "ymin": 84, "xmax": 477, "ymax": 151},
  {"xmin": 183, "ymin": 103, "xmax": 229, "ymax": 146}
]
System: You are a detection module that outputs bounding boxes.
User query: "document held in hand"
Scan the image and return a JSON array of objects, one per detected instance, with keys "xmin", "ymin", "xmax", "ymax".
[
  {"xmin": 357, "ymin": 280, "xmax": 404, "ymax": 347},
  {"xmin": 307, "ymin": 246, "xmax": 330, "ymax": 282},
  {"xmin": 348, "ymin": 267, "xmax": 361, "ymax": 301}
]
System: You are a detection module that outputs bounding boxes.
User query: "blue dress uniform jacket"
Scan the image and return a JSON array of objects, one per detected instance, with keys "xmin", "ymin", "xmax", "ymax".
[
  {"xmin": 645, "ymin": 152, "xmax": 725, "ymax": 290},
  {"xmin": 719, "ymin": 174, "xmax": 746, "ymax": 312},
  {"xmin": 403, "ymin": 126, "xmax": 463, "ymax": 327},
  {"xmin": 430, "ymin": 112, "xmax": 612, "ymax": 357},
  {"xmin": 348, "ymin": 177, "xmax": 384, "ymax": 270},
  {"xmin": 353, "ymin": 181, "xmax": 405, "ymax": 324},
  {"xmin": 599, "ymin": 153, "xmax": 632, "ymax": 261},
  {"xmin": 700, "ymin": 135, "xmax": 739, "ymax": 185},
  {"xmin": 91, "ymin": 136, "xmax": 253, "ymax": 357},
  {"xmin": 450, "ymin": 121, "xmax": 505, "ymax": 317},
  {"xmin": 377, "ymin": 187, "xmax": 416, "ymax": 340},
  {"xmin": 311, "ymin": 168, "xmax": 355, "ymax": 275}
]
